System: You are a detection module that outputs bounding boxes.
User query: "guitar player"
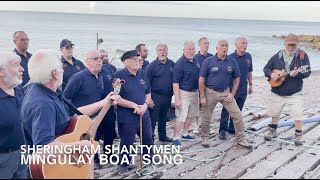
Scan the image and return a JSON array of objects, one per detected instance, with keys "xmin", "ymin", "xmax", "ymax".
[
  {"xmin": 263, "ymin": 33, "xmax": 311, "ymax": 146},
  {"xmin": 20, "ymin": 49, "xmax": 120, "ymax": 179}
]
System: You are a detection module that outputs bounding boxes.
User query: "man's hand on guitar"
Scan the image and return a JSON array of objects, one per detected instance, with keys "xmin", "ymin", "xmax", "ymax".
[
  {"xmin": 271, "ymin": 73, "xmax": 281, "ymax": 81},
  {"xmin": 290, "ymin": 67, "xmax": 299, "ymax": 77},
  {"xmin": 104, "ymin": 92, "xmax": 121, "ymax": 105}
]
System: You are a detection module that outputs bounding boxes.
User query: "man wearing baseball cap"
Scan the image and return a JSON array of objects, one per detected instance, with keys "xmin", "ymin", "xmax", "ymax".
[{"xmin": 60, "ymin": 39, "xmax": 85, "ymax": 90}]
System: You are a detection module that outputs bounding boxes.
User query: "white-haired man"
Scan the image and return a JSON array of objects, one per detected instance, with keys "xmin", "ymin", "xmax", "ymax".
[
  {"xmin": 20, "ymin": 49, "xmax": 121, "ymax": 179},
  {"xmin": 0, "ymin": 52, "xmax": 26, "ymax": 178}
]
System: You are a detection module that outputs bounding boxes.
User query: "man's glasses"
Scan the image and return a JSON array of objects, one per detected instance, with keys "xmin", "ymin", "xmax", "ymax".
[
  {"xmin": 87, "ymin": 57, "xmax": 102, "ymax": 61},
  {"xmin": 287, "ymin": 44, "xmax": 297, "ymax": 47},
  {"xmin": 101, "ymin": 55, "xmax": 108, "ymax": 58}
]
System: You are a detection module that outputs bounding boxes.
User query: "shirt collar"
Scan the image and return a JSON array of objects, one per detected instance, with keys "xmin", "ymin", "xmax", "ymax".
[
  {"xmin": 34, "ymin": 83, "xmax": 59, "ymax": 99},
  {"xmin": 61, "ymin": 56, "xmax": 76, "ymax": 64},
  {"xmin": 233, "ymin": 50, "xmax": 246, "ymax": 58},
  {"xmin": 13, "ymin": 48, "xmax": 31, "ymax": 59},
  {"xmin": 125, "ymin": 68, "xmax": 141, "ymax": 76},
  {"xmin": 156, "ymin": 58, "xmax": 169, "ymax": 65}
]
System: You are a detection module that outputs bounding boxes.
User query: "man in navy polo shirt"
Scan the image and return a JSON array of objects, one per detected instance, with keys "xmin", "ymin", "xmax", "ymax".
[
  {"xmin": 199, "ymin": 40, "xmax": 252, "ymax": 149},
  {"xmin": 60, "ymin": 39, "xmax": 86, "ymax": 90},
  {"xmin": 172, "ymin": 41, "xmax": 199, "ymax": 147},
  {"xmin": 99, "ymin": 49, "xmax": 117, "ymax": 74},
  {"xmin": 114, "ymin": 50, "xmax": 153, "ymax": 175},
  {"xmin": 20, "ymin": 49, "xmax": 120, "ymax": 179},
  {"xmin": 64, "ymin": 50, "xmax": 117, "ymax": 169},
  {"xmin": 219, "ymin": 37, "xmax": 253, "ymax": 140},
  {"xmin": 12, "ymin": 31, "xmax": 32, "ymax": 87},
  {"xmin": 146, "ymin": 43, "xmax": 175, "ymax": 143},
  {"xmin": 192, "ymin": 37, "xmax": 214, "ymax": 134},
  {"xmin": 0, "ymin": 52, "xmax": 26, "ymax": 179},
  {"xmin": 135, "ymin": 44, "xmax": 149, "ymax": 71}
]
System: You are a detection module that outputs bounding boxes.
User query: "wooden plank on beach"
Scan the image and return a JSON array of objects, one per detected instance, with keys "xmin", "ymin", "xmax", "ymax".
[
  {"xmin": 183, "ymin": 116, "xmax": 307, "ymax": 180},
  {"xmin": 211, "ymin": 117, "xmax": 318, "ymax": 179},
  {"xmin": 239, "ymin": 123, "xmax": 320, "ymax": 179},
  {"xmin": 303, "ymin": 164, "xmax": 320, "ymax": 179}
]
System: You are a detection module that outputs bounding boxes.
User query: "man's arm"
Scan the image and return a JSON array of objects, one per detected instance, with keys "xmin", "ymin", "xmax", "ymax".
[{"xmin": 231, "ymin": 77, "xmax": 240, "ymax": 96}]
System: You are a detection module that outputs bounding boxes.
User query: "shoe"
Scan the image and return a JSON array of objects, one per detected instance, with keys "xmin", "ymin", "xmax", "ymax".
[
  {"xmin": 228, "ymin": 130, "xmax": 235, "ymax": 135},
  {"xmin": 294, "ymin": 132, "xmax": 303, "ymax": 146},
  {"xmin": 237, "ymin": 139, "xmax": 253, "ymax": 149},
  {"xmin": 264, "ymin": 127, "xmax": 277, "ymax": 141},
  {"xmin": 219, "ymin": 131, "xmax": 227, "ymax": 140},
  {"xmin": 172, "ymin": 139, "xmax": 182, "ymax": 146},
  {"xmin": 202, "ymin": 137, "xmax": 210, "ymax": 148},
  {"xmin": 94, "ymin": 163, "xmax": 103, "ymax": 170},
  {"xmin": 209, "ymin": 129, "xmax": 215, "ymax": 135},
  {"xmin": 117, "ymin": 165, "xmax": 129, "ymax": 175},
  {"xmin": 193, "ymin": 124, "xmax": 200, "ymax": 134},
  {"xmin": 181, "ymin": 134, "xmax": 196, "ymax": 141},
  {"xmin": 159, "ymin": 137, "xmax": 173, "ymax": 142}
]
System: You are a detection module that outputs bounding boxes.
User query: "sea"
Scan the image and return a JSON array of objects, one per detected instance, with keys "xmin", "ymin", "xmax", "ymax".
[{"xmin": 0, "ymin": 10, "xmax": 319, "ymax": 76}]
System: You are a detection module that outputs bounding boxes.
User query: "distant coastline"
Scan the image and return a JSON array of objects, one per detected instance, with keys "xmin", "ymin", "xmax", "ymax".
[{"xmin": 1, "ymin": 9, "xmax": 320, "ymax": 24}]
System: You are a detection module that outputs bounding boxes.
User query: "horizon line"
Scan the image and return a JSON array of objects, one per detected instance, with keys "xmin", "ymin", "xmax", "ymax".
[{"xmin": 1, "ymin": 9, "xmax": 320, "ymax": 24}]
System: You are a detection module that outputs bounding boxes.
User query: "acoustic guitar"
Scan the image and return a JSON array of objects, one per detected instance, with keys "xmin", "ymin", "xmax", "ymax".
[
  {"xmin": 29, "ymin": 78, "xmax": 124, "ymax": 179},
  {"xmin": 268, "ymin": 65, "xmax": 310, "ymax": 87}
]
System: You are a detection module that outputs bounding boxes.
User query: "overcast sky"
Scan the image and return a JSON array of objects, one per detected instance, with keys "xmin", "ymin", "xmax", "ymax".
[{"xmin": 0, "ymin": 1, "xmax": 319, "ymax": 22}]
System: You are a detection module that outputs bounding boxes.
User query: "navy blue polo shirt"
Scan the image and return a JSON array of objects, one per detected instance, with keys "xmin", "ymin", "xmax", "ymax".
[
  {"xmin": 101, "ymin": 64, "xmax": 115, "ymax": 97},
  {"xmin": 61, "ymin": 56, "xmax": 86, "ymax": 90},
  {"xmin": 107, "ymin": 64, "xmax": 117, "ymax": 75},
  {"xmin": 13, "ymin": 49, "xmax": 32, "ymax": 86},
  {"xmin": 142, "ymin": 60, "xmax": 149, "ymax": 71},
  {"xmin": 114, "ymin": 68, "xmax": 151, "ymax": 123},
  {"xmin": 194, "ymin": 51, "xmax": 213, "ymax": 68},
  {"xmin": 229, "ymin": 51, "xmax": 253, "ymax": 87},
  {"xmin": 64, "ymin": 69, "xmax": 104, "ymax": 118},
  {"xmin": 200, "ymin": 54, "xmax": 241, "ymax": 91},
  {"xmin": 172, "ymin": 55, "xmax": 200, "ymax": 91},
  {"xmin": 145, "ymin": 58, "xmax": 175, "ymax": 96},
  {"xmin": 21, "ymin": 84, "xmax": 71, "ymax": 146},
  {"xmin": 0, "ymin": 85, "xmax": 25, "ymax": 150}
]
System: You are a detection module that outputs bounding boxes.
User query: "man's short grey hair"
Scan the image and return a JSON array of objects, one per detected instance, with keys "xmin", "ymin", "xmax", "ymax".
[
  {"xmin": 198, "ymin": 37, "xmax": 208, "ymax": 44},
  {"xmin": 99, "ymin": 49, "xmax": 108, "ymax": 53},
  {"xmin": 156, "ymin": 43, "xmax": 168, "ymax": 50},
  {"xmin": 13, "ymin": 31, "xmax": 26, "ymax": 40},
  {"xmin": 28, "ymin": 49, "xmax": 62, "ymax": 84},
  {"xmin": 184, "ymin": 40, "xmax": 195, "ymax": 48},
  {"xmin": 216, "ymin": 39, "xmax": 228, "ymax": 47},
  {"xmin": 0, "ymin": 51, "xmax": 21, "ymax": 69},
  {"xmin": 235, "ymin": 37, "xmax": 247, "ymax": 45}
]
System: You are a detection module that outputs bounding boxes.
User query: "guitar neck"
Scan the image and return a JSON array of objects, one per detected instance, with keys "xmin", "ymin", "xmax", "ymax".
[{"xmin": 88, "ymin": 99, "xmax": 113, "ymax": 138}]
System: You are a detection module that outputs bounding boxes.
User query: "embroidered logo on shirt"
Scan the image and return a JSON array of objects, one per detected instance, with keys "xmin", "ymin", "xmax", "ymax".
[
  {"xmin": 227, "ymin": 66, "xmax": 233, "ymax": 72},
  {"xmin": 140, "ymin": 79, "xmax": 145, "ymax": 85},
  {"xmin": 107, "ymin": 75, "xmax": 112, "ymax": 80},
  {"xmin": 197, "ymin": 63, "xmax": 201, "ymax": 68},
  {"xmin": 170, "ymin": 67, "xmax": 173, "ymax": 72},
  {"xmin": 246, "ymin": 59, "xmax": 251, "ymax": 64},
  {"xmin": 76, "ymin": 66, "xmax": 81, "ymax": 70}
]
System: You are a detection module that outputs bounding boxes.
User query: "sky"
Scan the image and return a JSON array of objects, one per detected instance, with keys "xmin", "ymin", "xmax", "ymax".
[{"xmin": 0, "ymin": 1, "xmax": 319, "ymax": 22}]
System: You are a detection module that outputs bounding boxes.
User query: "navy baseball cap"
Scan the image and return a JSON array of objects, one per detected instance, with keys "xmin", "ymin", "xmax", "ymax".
[
  {"xmin": 60, "ymin": 39, "xmax": 74, "ymax": 48},
  {"xmin": 121, "ymin": 50, "xmax": 140, "ymax": 61}
]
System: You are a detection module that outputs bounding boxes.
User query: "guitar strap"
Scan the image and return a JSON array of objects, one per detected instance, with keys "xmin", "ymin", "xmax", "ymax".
[
  {"xmin": 300, "ymin": 50, "xmax": 305, "ymax": 61},
  {"xmin": 62, "ymin": 96, "xmax": 84, "ymax": 115}
]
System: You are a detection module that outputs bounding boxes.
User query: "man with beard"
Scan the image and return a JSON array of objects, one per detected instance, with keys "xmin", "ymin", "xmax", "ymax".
[
  {"xmin": 146, "ymin": 44, "xmax": 175, "ymax": 143},
  {"xmin": 0, "ymin": 52, "xmax": 27, "ymax": 178},
  {"xmin": 21, "ymin": 49, "xmax": 120, "ymax": 179},
  {"xmin": 60, "ymin": 39, "xmax": 86, "ymax": 90},
  {"xmin": 135, "ymin": 44, "xmax": 149, "ymax": 71},
  {"xmin": 99, "ymin": 49, "xmax": 117, "ymax": 74},
  {"xmin": 12, "ymin": 31, "xmax": 32, "ymax": 87}
]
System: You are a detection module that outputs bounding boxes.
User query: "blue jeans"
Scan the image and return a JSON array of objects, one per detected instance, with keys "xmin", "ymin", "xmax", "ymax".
[
  {"xmin": 0, "ymin": 150, "xmax": 27, "ymax": 179},
  {"xmin": 220, "ymin": 85, "xmax": 247, "ymax": 134}
]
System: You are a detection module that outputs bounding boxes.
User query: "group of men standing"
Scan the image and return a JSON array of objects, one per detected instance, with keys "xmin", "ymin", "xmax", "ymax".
[{"xmin": 0, "ymin": 31, "xmax": 311, "ymax": 178}]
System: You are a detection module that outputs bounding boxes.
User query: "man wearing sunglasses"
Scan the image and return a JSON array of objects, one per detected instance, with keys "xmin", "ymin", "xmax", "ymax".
[
  {"xmin": 60, "ymin": 39, "xmax": 85, "ymax": 90},
  {"xmin": 263, "ymin": 33, "xmax": 311, "ymax": 146}
]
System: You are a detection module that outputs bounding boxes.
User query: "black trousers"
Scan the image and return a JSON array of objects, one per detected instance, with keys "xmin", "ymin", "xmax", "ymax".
[{"xmin": 149, "ymin": 92, "xmax": 172, "ymax": 141}]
